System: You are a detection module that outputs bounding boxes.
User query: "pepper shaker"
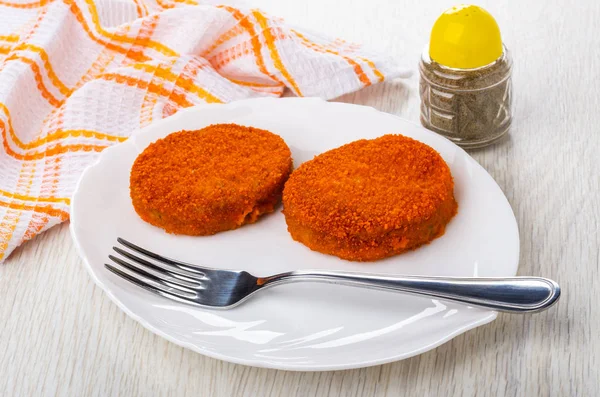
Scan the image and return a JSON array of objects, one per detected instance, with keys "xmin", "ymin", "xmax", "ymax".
[{"xmin": 419, "ymin": 5, "xmax": 512, "ymax": 149}]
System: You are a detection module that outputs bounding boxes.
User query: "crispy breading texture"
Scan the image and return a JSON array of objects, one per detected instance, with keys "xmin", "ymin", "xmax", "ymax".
[
  {"xmin": 282, "ymin": 134, "xmax": 457, "ymax": 261},
  {"xmin": 130, "ymin": 124, "xmax": 292, "ymax": 235}
]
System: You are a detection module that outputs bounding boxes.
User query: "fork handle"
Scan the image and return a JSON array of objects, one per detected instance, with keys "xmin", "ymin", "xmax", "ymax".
[{"xmin": 259, "ymin": 271, "xmax": 560, "ymax": 313}]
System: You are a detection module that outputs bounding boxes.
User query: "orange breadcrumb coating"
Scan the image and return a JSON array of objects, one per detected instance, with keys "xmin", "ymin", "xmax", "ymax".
[
  {"xmin": 282, "ymin": 134, "xmax": 457, "ymax": 261},
  {"xmin": 130, "ymin": 124, "xmax": 292, "ymax": 235}
]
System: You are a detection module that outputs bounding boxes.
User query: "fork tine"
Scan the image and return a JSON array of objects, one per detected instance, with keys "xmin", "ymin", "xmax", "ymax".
[
  {"xmin": 105, "ymin": 264, "xmax": 204, "ymax": 306},
  {"xmin": 112, "ymin": 246, "xmax": 204, "ymax": 286},
  {"xmin": 108, "ymin": 254, "xmax": 198, "ymax": 295},
  {"xmin": 117, "ymin": 237, "xmax": 206, "ymax": 275}
]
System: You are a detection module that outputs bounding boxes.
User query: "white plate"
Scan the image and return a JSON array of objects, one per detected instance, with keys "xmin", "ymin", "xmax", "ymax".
[{"xmin": 70, "ymin": 97, "xmax": 519, "ymax": 371}]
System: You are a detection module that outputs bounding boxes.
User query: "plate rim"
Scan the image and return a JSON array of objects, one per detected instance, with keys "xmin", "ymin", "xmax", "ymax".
[{"xmin": 70, "ymin": 97, "xmax": 516, "ymax": 371}]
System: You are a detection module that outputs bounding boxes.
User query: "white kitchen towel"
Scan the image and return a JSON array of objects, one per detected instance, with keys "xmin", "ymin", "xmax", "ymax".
[{"xmin": 0, "ymin": 0, "xmax": 407, "ymax": 262}]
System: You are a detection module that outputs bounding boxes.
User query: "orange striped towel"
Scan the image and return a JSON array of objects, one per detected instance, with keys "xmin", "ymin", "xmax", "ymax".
[{"xmin": 0, "ymin": 0, "xmax": 406, "ymax": 262}]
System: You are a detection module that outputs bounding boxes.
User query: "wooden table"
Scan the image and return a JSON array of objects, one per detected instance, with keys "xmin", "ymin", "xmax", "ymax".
[{"xmin": 1, "ymin": 0, "xmax": 597, "ymax": 395}]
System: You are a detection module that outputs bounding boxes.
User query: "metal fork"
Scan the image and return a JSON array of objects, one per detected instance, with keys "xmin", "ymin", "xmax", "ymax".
[{"xmin": 105, "ymin": 238, "xmax": 561, "ymax": 312}]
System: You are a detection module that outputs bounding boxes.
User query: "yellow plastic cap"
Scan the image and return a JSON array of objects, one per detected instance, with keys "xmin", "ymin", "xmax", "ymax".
[{"xmin": 429, "ymin": 4, "xmax": 503, "ymax": 69}]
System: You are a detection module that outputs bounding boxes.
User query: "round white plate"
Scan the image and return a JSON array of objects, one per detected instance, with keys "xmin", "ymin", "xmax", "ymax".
[{"xmin": 70, "ymin": 97, "xmax": 519, "ymax": 371}]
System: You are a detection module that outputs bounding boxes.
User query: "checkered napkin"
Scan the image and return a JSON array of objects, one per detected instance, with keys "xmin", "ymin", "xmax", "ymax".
[{"xmin": 0, "ymin": 0, "xmax": 406, "ymax": 262}]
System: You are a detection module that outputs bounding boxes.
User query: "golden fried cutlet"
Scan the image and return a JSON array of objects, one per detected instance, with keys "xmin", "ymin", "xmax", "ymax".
[
  {"xmin": 282, "ymin": 134, "xmax": 457, "ymax": 261},
  {"xmin": 130, "ymin": 124, "xmax": 292, "ymax": 235}
]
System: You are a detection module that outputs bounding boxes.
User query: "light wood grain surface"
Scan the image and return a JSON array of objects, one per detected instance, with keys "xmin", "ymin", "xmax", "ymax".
[{"xmin": 1, "ymin": 0, "xmax": 598, "ymax": 395}]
